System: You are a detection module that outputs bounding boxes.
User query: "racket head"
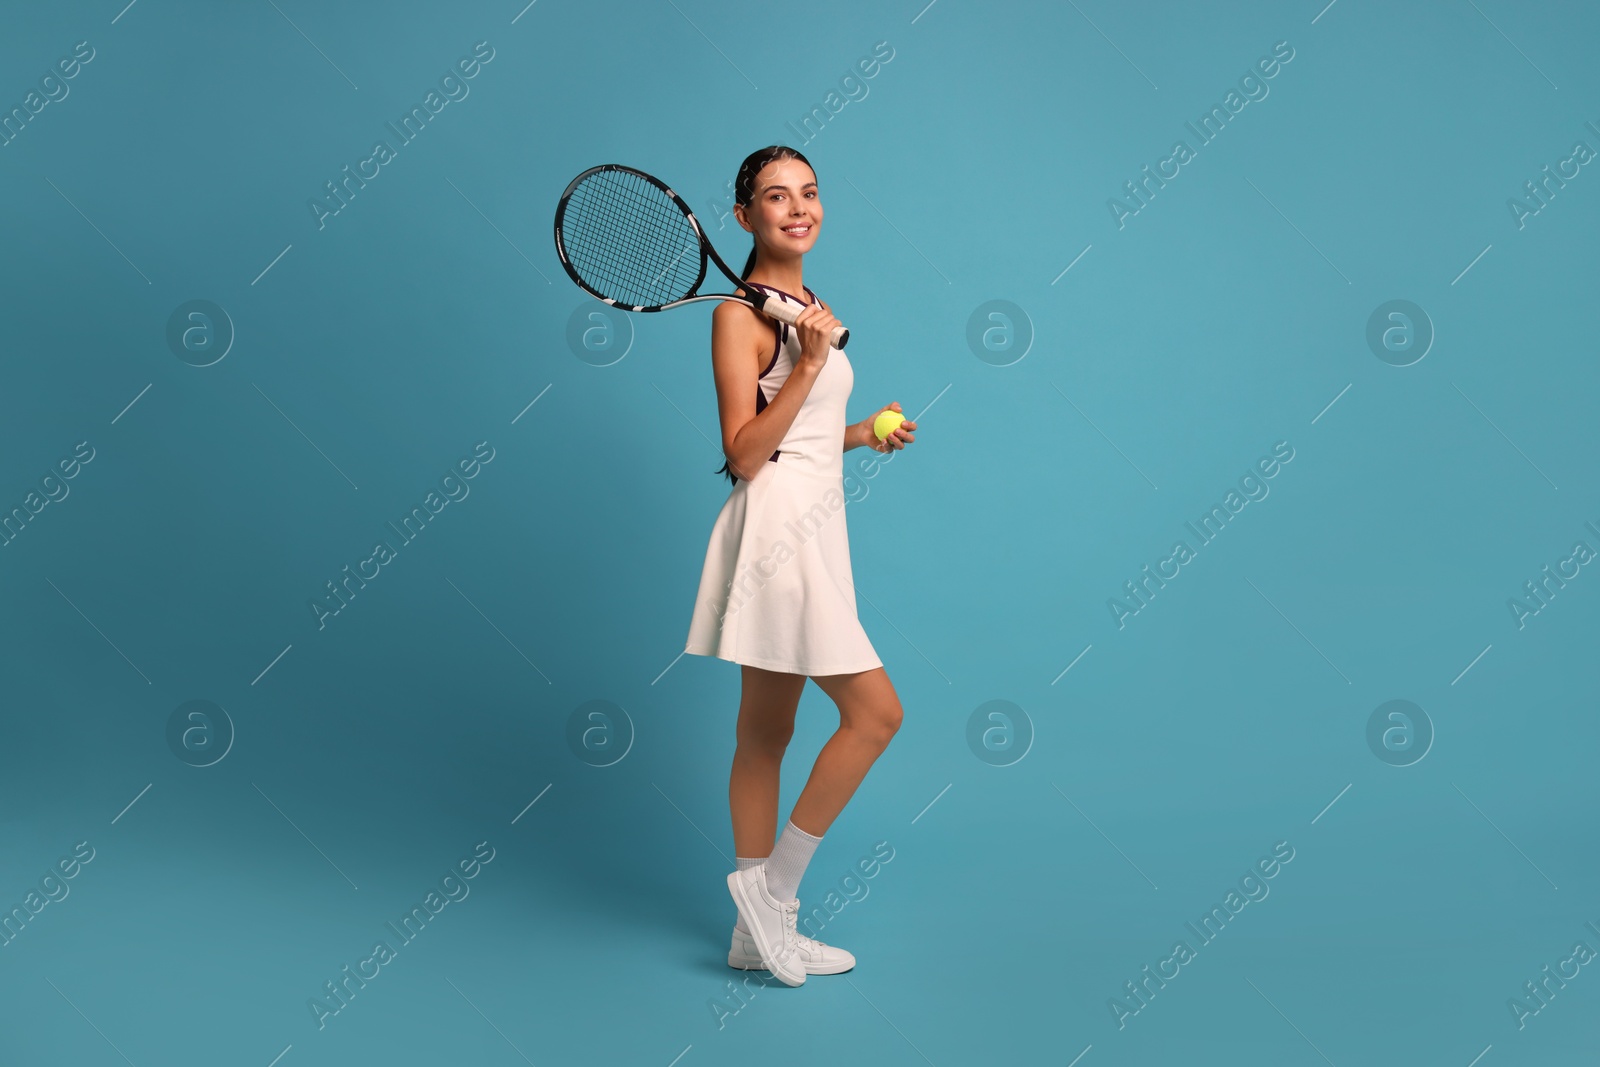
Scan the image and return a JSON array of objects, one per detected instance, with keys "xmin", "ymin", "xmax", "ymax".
[{"xmin": 553, "ymin": 165, "xmax": 711, "ymax": 311}]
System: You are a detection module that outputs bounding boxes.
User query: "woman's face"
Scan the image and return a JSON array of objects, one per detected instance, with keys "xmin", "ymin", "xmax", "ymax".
[{"xmin": 738, "ymin": 157, "xmax": 821, "ymax": 259}]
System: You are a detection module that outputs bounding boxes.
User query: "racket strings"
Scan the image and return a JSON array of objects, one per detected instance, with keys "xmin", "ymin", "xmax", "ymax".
[{"xmin": 560, "ymin": 170, "xmax": 705, "ymax": 307}]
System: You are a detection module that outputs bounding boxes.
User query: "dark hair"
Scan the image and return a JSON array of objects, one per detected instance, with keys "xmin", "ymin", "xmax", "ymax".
[{"xmin": 715, "ymin": 145, "xmax": 814, "ymax": 485}]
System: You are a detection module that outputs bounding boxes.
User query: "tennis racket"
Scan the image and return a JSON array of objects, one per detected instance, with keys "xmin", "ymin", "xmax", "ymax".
[{"xmin": 552, "ymin": 164, "xmax": 850, "ymax": 350}]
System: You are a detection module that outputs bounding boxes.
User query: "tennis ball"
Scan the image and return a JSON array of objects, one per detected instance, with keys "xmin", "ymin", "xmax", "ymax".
[{"xmin": 873, "ymin": 411, "xmax": 905, "ymax": 441}]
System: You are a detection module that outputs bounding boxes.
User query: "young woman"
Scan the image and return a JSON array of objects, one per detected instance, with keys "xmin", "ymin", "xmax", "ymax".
[{"xmin": 682, "ymin": 146, "xmax": 916, "ymax": 987}]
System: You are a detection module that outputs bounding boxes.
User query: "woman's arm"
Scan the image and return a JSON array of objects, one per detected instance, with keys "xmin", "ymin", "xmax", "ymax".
[{"xmin": 711, "ymin": 298, "xmax": 820, "ymax": 480}]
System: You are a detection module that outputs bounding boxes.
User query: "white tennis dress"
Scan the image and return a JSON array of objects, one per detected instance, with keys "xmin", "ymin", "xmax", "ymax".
[{"xmin": 683, "ymin": 281, "xmax": 883, "ymax": 676}]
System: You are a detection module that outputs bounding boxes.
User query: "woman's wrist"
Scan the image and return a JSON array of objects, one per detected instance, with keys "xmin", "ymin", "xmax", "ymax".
[
  {"xmin": 845, "ymin": 419, "xmax": 870, "ymax": 452},
  {"xmin": 795, "ymin": 348, "xmax": 829, "ymax": 375}
]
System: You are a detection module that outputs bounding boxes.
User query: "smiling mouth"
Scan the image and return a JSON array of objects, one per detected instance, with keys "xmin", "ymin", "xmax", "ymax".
[{"xmin": 781, "ymin": 224, "xmax": 812, "ymax": 237}]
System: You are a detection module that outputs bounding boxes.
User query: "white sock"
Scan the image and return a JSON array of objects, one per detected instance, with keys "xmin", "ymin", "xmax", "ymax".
[
  {"xmin": 733, "ymin": 855, "xmax": 763, "ymax": 934},
  {"xmin": 765, "ymin": 819, "xmax": 823, "ymax": 903}
]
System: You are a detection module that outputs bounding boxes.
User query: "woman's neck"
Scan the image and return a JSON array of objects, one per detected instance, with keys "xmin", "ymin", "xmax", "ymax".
[{"xmin": 745, "ymin": 256, "xmax": 805, "ymax": 301}]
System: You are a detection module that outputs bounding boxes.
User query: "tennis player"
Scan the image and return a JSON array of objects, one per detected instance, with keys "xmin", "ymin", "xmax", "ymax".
[{"xmin": 683, "ymin": 145, "xmax": 916, "ymax": 986}]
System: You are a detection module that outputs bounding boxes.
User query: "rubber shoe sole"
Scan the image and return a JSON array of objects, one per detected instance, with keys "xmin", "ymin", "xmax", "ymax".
[{"xmin": 728, "ymin": 925, "xmax": 856, "ymax": 975}]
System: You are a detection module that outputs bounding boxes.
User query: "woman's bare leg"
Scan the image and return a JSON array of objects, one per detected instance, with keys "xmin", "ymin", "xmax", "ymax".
[
  {"xmin": 729, "ymin": 664, "xmax": 807, "ymax": 857},
  {"xmin": 786, "ymin": 666, "xmax": 903, "ymax": 836}
]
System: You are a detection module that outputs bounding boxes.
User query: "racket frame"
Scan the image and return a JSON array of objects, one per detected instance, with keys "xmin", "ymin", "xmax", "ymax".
[{"xmin": 553, "ymin": 163, "xmax": 849, "ymax": 348}]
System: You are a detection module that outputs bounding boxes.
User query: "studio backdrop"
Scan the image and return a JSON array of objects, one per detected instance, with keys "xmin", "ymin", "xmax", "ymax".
[{"xmin": 1, "ymin": 1, "xmax": 1597, "ymax": 1064}]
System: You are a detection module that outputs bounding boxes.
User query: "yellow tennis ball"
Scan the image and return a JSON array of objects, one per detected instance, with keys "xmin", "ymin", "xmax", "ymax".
[{"xmin": 873, "ymin": 411, "xmax": 905, "ymax": 441}]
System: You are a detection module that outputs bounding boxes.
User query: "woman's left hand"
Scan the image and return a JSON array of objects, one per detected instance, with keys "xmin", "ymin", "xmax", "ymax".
[{"xmin": 867, "ymin": 401, "xmax": 916, "ymax": 453}]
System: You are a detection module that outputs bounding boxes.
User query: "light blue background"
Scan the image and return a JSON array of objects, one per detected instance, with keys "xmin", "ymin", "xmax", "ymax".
[{"xmin": 2, "ymin": 1, "xmax": 1597, "ymax": 1064}]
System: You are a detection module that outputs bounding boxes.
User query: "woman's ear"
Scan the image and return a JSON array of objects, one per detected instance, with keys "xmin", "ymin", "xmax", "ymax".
[{"xmin": 732, "ymin": 203, "xmax": 753, "ymax": 234}]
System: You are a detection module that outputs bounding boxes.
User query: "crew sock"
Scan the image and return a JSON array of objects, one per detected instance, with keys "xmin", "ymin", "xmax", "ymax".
[
  {"xmin": 733, "ymin": 855, "xmax": 763, "ymax": 935},
  {"xmin": 764, "ymin": 819, "xmax": 823, "ymax": 903}
]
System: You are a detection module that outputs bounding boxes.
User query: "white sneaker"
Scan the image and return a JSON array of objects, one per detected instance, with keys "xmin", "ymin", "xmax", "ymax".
[
  {"xmin": 729, "ymin": 923, "xmax": 856, "ymax": 974},
  {"xmin": 726, "ymin": 865, "xmax": 806, "ymax": 987}
]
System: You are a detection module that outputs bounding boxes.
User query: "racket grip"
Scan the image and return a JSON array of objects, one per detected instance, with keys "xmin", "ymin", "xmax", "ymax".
[{"xmin": 755, "ymin": 293, "xmax": 850, "ymax": 350}]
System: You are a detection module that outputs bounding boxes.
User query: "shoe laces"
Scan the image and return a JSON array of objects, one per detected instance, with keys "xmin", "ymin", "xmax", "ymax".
[
  {"xmin": 794, "ymin": 930, "xmax": 827, "ymax": 952},
  {"xmin": 779, "ymin": 898, "xmax": 801, "ymax": 950}
]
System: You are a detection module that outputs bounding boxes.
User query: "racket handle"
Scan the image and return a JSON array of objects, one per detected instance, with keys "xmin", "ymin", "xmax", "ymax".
[{"xmin": 749, "ymin": 292, "xmax": 850, "ymax": 350}]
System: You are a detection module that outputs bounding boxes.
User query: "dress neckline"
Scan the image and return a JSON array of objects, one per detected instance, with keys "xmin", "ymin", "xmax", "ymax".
[{"xmin": 742, "ymin": 280, "xmax": 816, "ymax": 307}]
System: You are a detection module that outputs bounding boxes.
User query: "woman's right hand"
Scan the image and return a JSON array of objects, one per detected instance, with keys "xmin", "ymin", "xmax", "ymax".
[{"xmin": 792, "ymin": 303, "xmax": 841, "ymax": 370}]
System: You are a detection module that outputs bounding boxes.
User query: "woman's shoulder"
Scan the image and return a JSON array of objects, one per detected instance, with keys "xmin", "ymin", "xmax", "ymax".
[
  {"xmin": 713, "ymin": 293, "xmax": 764, "ymax": 327},
  {"xmin": 712, "ymin": 291, "xmax": 777, "ymax": 365}
]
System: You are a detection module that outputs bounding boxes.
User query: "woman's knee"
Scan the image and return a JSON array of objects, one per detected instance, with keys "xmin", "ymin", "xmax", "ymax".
[
  {"xmin": 736, "ymin": 667, "xmax": 803, "ymax": 754},
  {"xmin": 736, "ymin": 717, "xmax": 794, "ymax": 756},
  {"xmin": 863, "ymin": 700, "xmax": 902, "ymax": 747}
]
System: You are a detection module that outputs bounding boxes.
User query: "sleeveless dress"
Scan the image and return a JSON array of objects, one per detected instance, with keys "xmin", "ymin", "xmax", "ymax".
[{"xmin": 683, "ymin": 281, "xmax": 883, "ymax": 676}]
